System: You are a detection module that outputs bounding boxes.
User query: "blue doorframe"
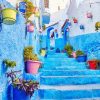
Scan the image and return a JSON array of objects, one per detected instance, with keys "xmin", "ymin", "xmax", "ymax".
[{"xmin": 46, "ymin": 27, "xmax": 54, "ymax": 51}]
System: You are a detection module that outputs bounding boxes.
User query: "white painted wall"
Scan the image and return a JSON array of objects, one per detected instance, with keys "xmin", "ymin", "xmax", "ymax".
[{"xmin": 67, "ymin": 0, "xmax": 100, "ymax": 37}]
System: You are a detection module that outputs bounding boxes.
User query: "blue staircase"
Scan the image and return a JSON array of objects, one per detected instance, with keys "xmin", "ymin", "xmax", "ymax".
[{"xmin": 39, "ymin": 53, "xmax": 100, "ymax": 100}]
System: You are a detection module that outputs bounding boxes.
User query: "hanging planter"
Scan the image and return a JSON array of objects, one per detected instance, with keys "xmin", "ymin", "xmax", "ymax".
[
  {"xmin": 80, "ymin": 24, "xmax": 85, "ymax": 30},
  {"xmin": 34, "ymin": 7, "xmax": 40, "ymax": 17},
  {"xmin": 27, "ymin": 22, "xmax": 34, "ymax": 33},
  {"xmin": 42, "ymin": 12, "xmax": 50, "ymax": 24},
  {"xmin": 2, "ymin": 8, "xmax": 17, "ymax": 25},
  {"xmin": 66, "ymin": 27, "xmax": 70, "ymax": 32},
  {"xmin": 19, "ymin": 2, "xmax": 26, "ymax": 13},
  {"xmin": 87, "ymin": 12, "xmax": 93, "ymax": 19},
  {"xmin": 95, "ymin": 22, "xmax": 100, "ymax": 31},
  {"xmin": 73, "ymin": 18, "xmax": 78, "ymax": 23}
]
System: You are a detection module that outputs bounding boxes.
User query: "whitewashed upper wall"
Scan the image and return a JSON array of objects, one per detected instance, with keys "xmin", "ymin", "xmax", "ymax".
[{"xmin": 67, "ymin": 0, "xmax": 100, "ymax": 37}]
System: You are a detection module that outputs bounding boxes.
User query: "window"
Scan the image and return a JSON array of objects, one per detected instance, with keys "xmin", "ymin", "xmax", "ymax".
[{"xmin": 44, "ymin": 0, "xmax": 49, "ymax": 8}]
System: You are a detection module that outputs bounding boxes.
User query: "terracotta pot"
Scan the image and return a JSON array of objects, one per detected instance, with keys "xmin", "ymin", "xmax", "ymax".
[
  {"xmin": 88, "ymin": 60, "xmax": 98, "ymax": 70},
  {"xmin": 25, "ymin": 60, "xmax": 41, "ymax": 74}
]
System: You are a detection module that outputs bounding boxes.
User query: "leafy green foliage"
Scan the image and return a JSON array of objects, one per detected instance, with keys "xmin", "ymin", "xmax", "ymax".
[
  {"xmin": 76, "ymin": 50, "xmax": 84, "ymax": 57},
  {"xmin": 3, "ymin": 59, "xmax": 16, "ymax": 68},
  {"xmin": 24, "ymin": 46, "xmax": 39, "ymax": 61}
]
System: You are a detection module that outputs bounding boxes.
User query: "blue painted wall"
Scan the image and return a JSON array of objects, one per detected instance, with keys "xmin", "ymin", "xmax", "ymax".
[
  {"xmin": 69, "ymin": 32, "xmax": 100, "ymax": 59},
  {"xmin": 0, "ymin": 1, "xmax": 26, "ymax": 99}
]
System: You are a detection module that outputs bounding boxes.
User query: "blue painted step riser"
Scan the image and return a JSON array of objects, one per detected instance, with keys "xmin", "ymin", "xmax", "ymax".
[
  {"xmin": 40, "ymin": 70, "xmax": 100, "ymax": 76},
  {"xmin": 39, "ymin": 89, "xmax": 100, "ymax": 99},
  {"xmin": 40, "ymin": 77, "xmax": 100, "ymax": 85}
]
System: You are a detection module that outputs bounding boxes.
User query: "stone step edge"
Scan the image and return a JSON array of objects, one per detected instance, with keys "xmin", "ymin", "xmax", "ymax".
[
  {"xmin": 39, "ymin": 84, "xmax": 100, "ymax": 90},
  {"xmin": 41, "ymin": 75, "xmax": 100, "ymax": 78}
]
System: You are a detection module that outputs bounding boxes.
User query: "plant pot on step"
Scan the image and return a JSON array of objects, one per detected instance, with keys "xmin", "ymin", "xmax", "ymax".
[
  {"xmin": 2, "ymin": 8, "xmax": 17, "ymax": 25},
  {"xmin": 87, "ymin": 60, "xmax": 98, "ymax": 70},
  {"xmin": 76, "ymin": 55, "xmax": 87, "ymax": 62},
  {"xmin": 13, "ymin": 86, "xmax": 30, "ymax": 100},
  {"xmin": 25, "ymin": 60, "xmax": 41, "ymax": 74}
]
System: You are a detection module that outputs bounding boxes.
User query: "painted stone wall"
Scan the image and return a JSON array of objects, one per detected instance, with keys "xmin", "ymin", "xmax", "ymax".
[
  {"xmin": 67, "ymin": 0, "xmax": 100, "ymax": 37},
  {"xmin": 69, "ymin": 32, "xmax": 100, "ymax": 59},
  {"xmin": 0, "ymin": 1, "xmax": 26, "ymax": 99}
]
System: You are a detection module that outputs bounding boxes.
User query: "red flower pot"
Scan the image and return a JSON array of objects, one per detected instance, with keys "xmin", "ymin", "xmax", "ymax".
[
  {"xmin": 73, "ymin": 18, "xmax": 78, "ymax": 23},
  {"xmin": 88, "ymin": 60, "xmax": 97, "ymax": 70}
]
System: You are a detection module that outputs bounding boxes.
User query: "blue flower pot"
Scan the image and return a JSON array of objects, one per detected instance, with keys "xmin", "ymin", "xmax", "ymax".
[
  {"xmin": 19, "ymin": 2, "xmax": 26, "ymax": 13},
  {"xmin": 76, "ymin": 55, "xmax": 87, "ymax": 62},
  {"xmin": 13, "ymin": 87, "xmax": 30, "ymax": 100}
]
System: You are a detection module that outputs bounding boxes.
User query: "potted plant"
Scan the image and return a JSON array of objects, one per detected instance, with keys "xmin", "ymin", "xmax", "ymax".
[
  {"xmin": 76, "ymin": 50, "xmax": 87, "ymax": 62},
  {"xmin": 87, "ymin": 12, "xmax": 93, "ymax": 19},
  {"xmin": 3, "ymin": 59, "xmax": 16, "ymax": 68},
  {"xmin": 80, "ymin": 24, "xmax": 85, "ymax": 30},
  {"xmin": 40, "ymin": 48, "xmax": 46, "ymax": 57},
  {"xmin": 6, "ymin": 70, "xmax": 39, "ymax": 100},
  {"xmin": 64, "ymin": 44, "xmax": 73, "ymax": 57},
  {"xmin": 24, "ymin": 46, "xmax": 42, "ymax": 74},
  {"xmin": 26, "ymin": 20, "xmax": 34, "ymax": 33},
  {"xmin": 2, "ymin": 8, "xmax": 17, "ymax": 25},
  {"xmin": 73, "ymin": 17, "xmax": 78, "ymax": 23},
  {"xmin": 95, "ymin": 22, "xmax": 100, "ymax": 31},
  {"xmin": 87, "ymin": 59, "xmax": 99, "ymax": 70}
]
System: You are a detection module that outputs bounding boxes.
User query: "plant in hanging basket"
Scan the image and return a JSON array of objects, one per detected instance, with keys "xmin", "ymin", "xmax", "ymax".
[
  {"xmin": 2, "ymin": 8, "xmax": 17, "ymax": 25},
  {"xmin": 87, "ymin": 12, "xmax": 93, "ymax": 19},
  {"xmin": 3, "ymin": 59, "xmax": 16, "ymax": 68},
  {"xmin": 95, "ymin": 22, "xmax": 100, "ymax": 31},
  {"xmin": 73, "ymin": 17, "xmax": 78, "ymax": 23},
  {"xmin": 26, "ymin": 20, "xmax": 34, "ymax": 32},
  {"xmin": 80, "ymin": 24, "xmax": 85, "ymax": 30}
]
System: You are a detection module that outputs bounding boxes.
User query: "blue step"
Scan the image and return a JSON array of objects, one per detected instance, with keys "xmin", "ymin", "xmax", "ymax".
[
  {"xmin": 40, "ymin": 75, "xmax": 100, "ymax": 85},
  {"xmin": 45, "ymin": 58, "xmax": 76, "ymax": 62},
  {"xmin": 40, "ymin": 70, "xmax": 100, "ymax": 76},
  {"xmin": 42, "ymin": 62, "xmax": 87, "ymax": 70},
  {"xmin": 39, "ymin": 89, "xmax": 100, "ymax": 99},
  {"xmin": 47, "ymin": 53, "xmax": 67, "ymax": 58}
]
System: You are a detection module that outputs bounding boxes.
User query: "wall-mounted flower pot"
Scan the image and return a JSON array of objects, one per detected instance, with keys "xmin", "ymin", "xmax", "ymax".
[
  {"xmin": 76, "ymin": 55, "xmax": 87, "ymax": 62},
  {"xmin": 80, "ymin": 25, "xmax": 85, "ymax": 30},
  {"xmin": 42, "ymin": 12, "xmax": 50, "ymax": 24},
  {"xmin": 87, "ymin": 12, "xmax": 93, "ymax": 19},
  {"xmin": 73, "ymin": 18, "xmax": 78, "ymax": 23},
  {"xmin": 95, "ymin": 22, "xmax": 100, "ymax": 30},
  {"xmin": 87, "ymin": 60, "xmax": 98, "ymax": 70},
  {"xmin": 25, "ymin": 60, "xmax": 41, "ymax": 74},
  {"xmin": 2, "ymin": 8, "xmax": 17, "ymax": 25},
  {"xmin": 19, "ymin": 2, "xmax": 26, "ymax": 13},
  {"xmin": 27, "ymin": 24, "xmax": 34, "ymax": 32},
  {"xmin": 40, "ymin": 49, "xmax": 46, "ymax": 57},
  {"xmin": 13, "ymin": 87, "xmax": 30, "ymax": 100}
]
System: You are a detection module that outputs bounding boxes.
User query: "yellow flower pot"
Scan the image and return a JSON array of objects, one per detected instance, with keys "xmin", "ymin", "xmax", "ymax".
[
  {"xmin": 40, "ymin": 49, "xmax": 46, "ymax": 57},
  {"xmin": 95, "ymin": 22, "xmax": 100, "ymax": 30},
  {"xmin": 35, "ymin": 12, "xmax": 40, "ymax": 17},
  {"xmin": 2, "ymin": 8, "xmax": 17, "ymax": 25}
]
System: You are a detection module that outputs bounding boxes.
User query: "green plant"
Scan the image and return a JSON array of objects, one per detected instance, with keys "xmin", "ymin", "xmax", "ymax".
[
  {"xmin": 64, "ymin": 44, "xmax": 73, "ymax": 51},
  {"xmin": 64, "ymin": 44, "xmax": 73, "ymax": 56},
  {"xmin": 76, "ymin": 50, "xmax": 84, "ymax": 57},
  {"xmin": 3, "ymin": 59, "xmax": 16, "ymax": 68},
  {"xmin": 23, "ymin": 0, "xmax": 35, "ymax": 19},
  {"xmin": 24, "ymin": 46, "xmax": 39, "ymax": 61},
  {"xmin": 6, "ymin": 70, "xmax": 39, "ymax": 97}
]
